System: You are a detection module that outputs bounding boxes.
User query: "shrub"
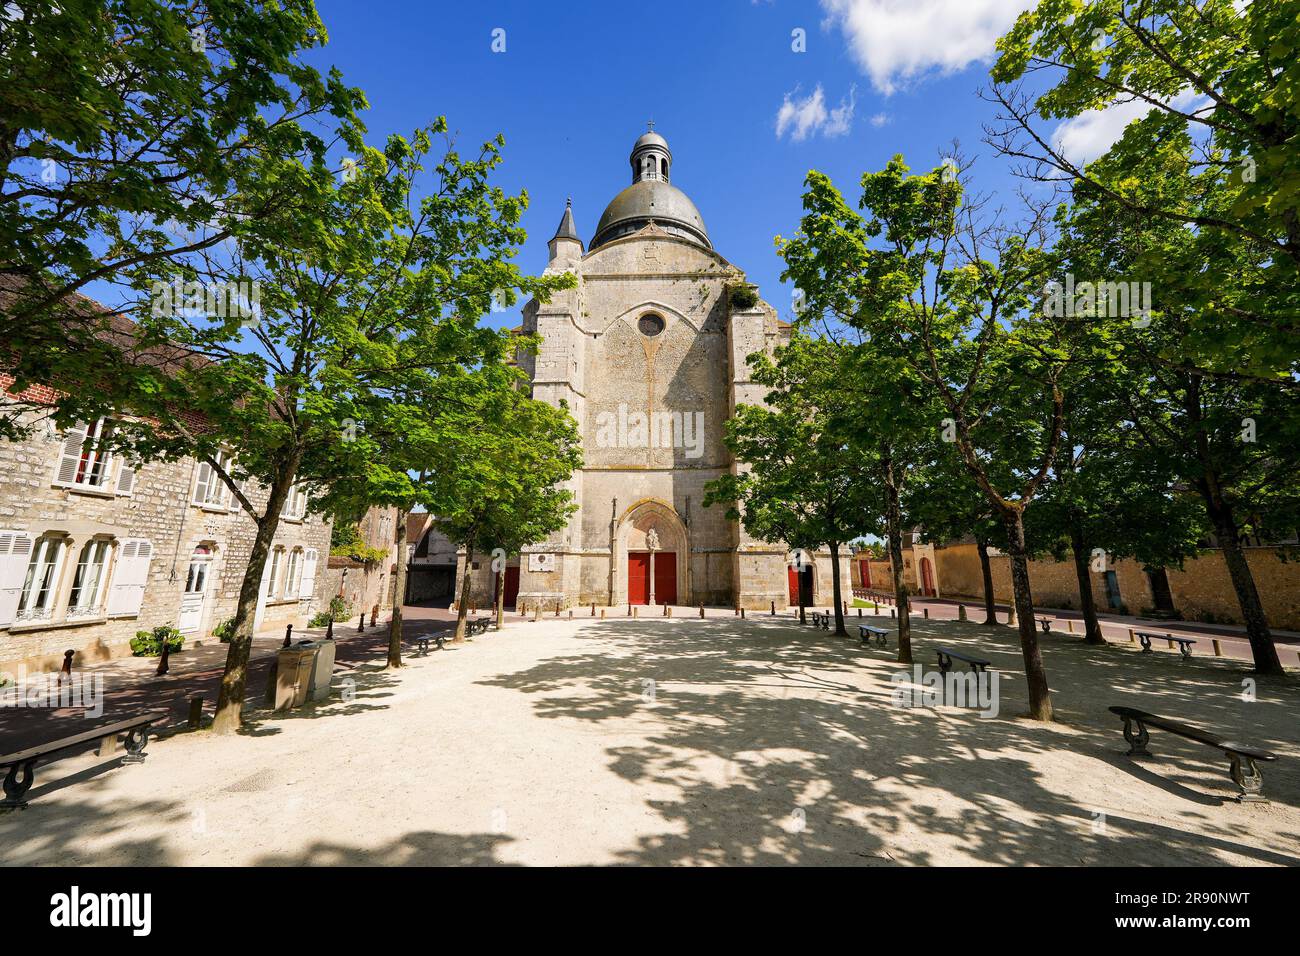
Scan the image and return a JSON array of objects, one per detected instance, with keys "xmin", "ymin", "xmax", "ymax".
[
  {"xmin": 309, "ymin": 596, "xmax": 353, "ymax": 628},
  {"xmin": 131, "ymin": 625, "xmax": 183, "ymax": 657},
  {"xmin": 728, "ymin": 283, "xmax": 759, "ymax": 310},
  {"xmin": 212, "ymin": 617, "xmax": 236, "ymax": 643}
]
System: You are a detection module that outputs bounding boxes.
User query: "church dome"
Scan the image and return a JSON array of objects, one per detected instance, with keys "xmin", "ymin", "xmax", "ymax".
[
  {"xmin": 592, "ymin": 180, "xmax": 710, "ymax": 250},
  {"xmin": 589, "ymin": 129, "xmax": 711, "ymax": 251}
]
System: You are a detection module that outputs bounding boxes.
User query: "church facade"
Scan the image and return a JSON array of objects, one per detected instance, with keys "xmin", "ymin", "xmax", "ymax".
[{"xmin": 452, "ymin": 131, "xmax": 848, "ymax": 612}]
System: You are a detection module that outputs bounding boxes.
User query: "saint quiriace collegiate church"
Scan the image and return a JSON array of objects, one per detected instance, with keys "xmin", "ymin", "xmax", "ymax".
[{"xmin": 446, "ymin": 130, "xmax": 850, "ymax": 613}]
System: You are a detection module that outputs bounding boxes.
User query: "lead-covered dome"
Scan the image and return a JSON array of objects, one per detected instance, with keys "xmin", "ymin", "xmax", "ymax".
[{"xmin": 589, "ymin": 129, "xmax": 711, "ymax": 250}]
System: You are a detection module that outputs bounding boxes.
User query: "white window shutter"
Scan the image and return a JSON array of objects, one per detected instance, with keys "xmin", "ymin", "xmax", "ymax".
[
  {"xmin": 106, "ymin": 537, "xmax": 152, "ymax": 617},
  {"xmin": 193, "ymin": 460, "xmax": 212, "ymax": 505},
  {"xmin": 298, "ymin": 548, "xmax": 318, "ymax": 599},
  {"xmin": 54, "ymin": 423, "xmax": 88, "ymax": 486},
  {"xmin": 0, "ymin": 531, "xmax": 35, "ymax": 626},
  {"xmin": 115, "ymin": 461, "xmax": 137, "ymax": 496}
]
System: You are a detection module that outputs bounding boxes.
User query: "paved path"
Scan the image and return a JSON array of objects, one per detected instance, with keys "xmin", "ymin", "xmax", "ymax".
[
  {"xmin": 2, "ymin": 612, "xmax": 1297, "ymax": 866},
  {"xmin": 0, "ymin": 604, "xmax": 513, "ymax": 756}
]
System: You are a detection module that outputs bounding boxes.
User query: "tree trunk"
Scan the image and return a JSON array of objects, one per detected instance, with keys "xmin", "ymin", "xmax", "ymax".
[
  {"xmin": 495, "ymin": 562, "xmax": 506, "ymax": 629},
  {"xmin": 829, "ymin": 541, "xmax": 847, "ymax": 636},
  {"xmin": 387, "ymin": 508, "xmax": 408, "ymax": 668},
  {"xmin": 1203, "ymin": 493, "xmax": 1283, "ymax": 674},
  {"xmin": 1002, "ymin": 509, "xmax": 1053, "ymax": 721},
  {"xmin": 797, "ymin": 563, "xmax": 806, "ymax": 625},
  {"xmin": 453, "ymin": 544, "xmax": 474, "ymax": 643},
  {"xmin": 883, "ymin": 451, "xmax": 912, "ymax": 664},
  {"xmin": 1068, "ymin": 518, "xmax": 1106, "ymax": 645},
  {"xmin": 976, "ymin": 536, "xmax": 997, "ymax": 625},
  {"xmin": 212, "ymin": 475, "xmax": 293, "ymax": 735}
]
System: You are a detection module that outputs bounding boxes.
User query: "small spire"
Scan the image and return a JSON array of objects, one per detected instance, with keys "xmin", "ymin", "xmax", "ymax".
[{"xmin": 552, "ymin": 198, "xmax": 580, "ymax": 242}]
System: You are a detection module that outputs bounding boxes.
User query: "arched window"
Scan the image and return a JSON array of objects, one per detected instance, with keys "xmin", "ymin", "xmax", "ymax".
[
  {"xmin": 660, "ymin": 157, "xmax": 668, "ymax": 181},
  {"xmin": 638, "ymin": 313, "xmax": 665, "ymax": 336}
]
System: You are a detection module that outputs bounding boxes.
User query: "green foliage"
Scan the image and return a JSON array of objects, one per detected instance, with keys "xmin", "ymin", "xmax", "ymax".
[
  {"xmin": 728, "ymin": 283, "xmax": 760, "ymax": 311},
  {"xmin": 329, "ymin": 522, "xmax": 388, "ymax": 564},
  {"xmin": 0, "ymin": 0, "xmax": 362, "ymax": 439},
  {"xmin": 212, "ymin": 617, "xmax": 236, "ymax": 643},
  {"xmin": 131, "ymin": 625, "xmax": 183, "ymax": 657}
]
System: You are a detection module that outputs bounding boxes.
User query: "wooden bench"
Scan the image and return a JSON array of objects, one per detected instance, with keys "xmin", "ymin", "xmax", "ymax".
[
  {"xmin": 809, "ymin": 611, "xmax": 831, "ymax": 630},
  {"xmin": 467, "ymin": 616, "xmax": 493, "ymax": 637},
  {"xmin": 1037, "ymin": 616, "xmax": 1053, "ymax": 633},
  {"xmin": 1108, "ymin": 705, "xmax": 1278, "ymax": 802},
  {"xmin": 413, "ymin": 633, "xmax": 446, "ymax": 655},
  {"xmin": 1135, "ymin": 630, "xmax": 1197, "ymax": 658},
  {"xmin": 935, "ymin": 647, "xmax": 992, "ymax": 675},
  {"xmin": 859, "ymin": 624, "xmax": 888, "ymax": 648},
  {"xmin": 1, "ymin": 714, "xmax": 159, "ymax": 810}
]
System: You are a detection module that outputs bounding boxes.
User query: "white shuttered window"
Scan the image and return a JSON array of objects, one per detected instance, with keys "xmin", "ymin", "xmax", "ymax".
[{"xmin": 106, "ymin": 538, "xmax": 153, "ymax": 617}]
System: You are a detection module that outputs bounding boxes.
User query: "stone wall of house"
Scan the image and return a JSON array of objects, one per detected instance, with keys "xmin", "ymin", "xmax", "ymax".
[
  {"xmin": 0, "ymin": 406, "xmax": 332, "ymax": 674},
  {"xmin": 932, "ymin": 540, "xmax": 1300, "ymax": 630}
]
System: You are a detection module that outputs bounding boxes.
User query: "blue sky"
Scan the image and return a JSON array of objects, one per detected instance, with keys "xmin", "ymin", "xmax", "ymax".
[{"xmin": 307, "ymin": 0, "xmax": 1095, "ymax": 328}]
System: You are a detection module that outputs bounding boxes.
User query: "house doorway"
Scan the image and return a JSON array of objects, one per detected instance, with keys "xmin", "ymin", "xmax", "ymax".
[
  {"xmin": 178, "ymin": 544, "xmax": 213, "ymax": 633},
  {"xmin": 493, "ymin": 565, "xmax": 520, "ymax": 610},
  {"xmin": 628, "ymin": 551, "xmax": 677, "ymax": 605},
  {"xmin": 1147, "ymin": 568, "xmax": 1176, "ymax": 613}
]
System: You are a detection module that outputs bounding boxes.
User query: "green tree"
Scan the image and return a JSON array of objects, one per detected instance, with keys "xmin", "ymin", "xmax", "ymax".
[
  {"xmin": 0, "ymin": 0, "xmax": 361, "ymax": 437},
  {"xmin": 987, "ymin": 0, "xmax": 1300, "ymax": 377},
  {"xmin": 432, "ymin": 368, "xmax": 582, "ymax": 642},
  {"xmin": 114, "ymin": 122, "xmax": 548, "ymax": 731},
  {"xmin": 704, "ymin": 334, "xmax": 877, "ymax": 637},
  {"xmin": 778, "ymin": 159, "xmax": 1077, "ymax": 721}
]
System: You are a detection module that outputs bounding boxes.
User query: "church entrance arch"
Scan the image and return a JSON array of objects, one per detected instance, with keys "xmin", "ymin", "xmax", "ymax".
[{"xmin": 615, "ymin": 500, "xmax": 688, "ymax": 606}]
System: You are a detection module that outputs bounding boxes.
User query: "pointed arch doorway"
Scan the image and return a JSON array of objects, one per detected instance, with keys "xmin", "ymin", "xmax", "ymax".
[{"xmin": 615, "ymin": 499, "xmax": 688, "ymax": 606}]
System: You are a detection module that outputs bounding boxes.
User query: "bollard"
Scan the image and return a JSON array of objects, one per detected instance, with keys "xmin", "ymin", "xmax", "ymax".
[
  {"xmin": 741, "ymin": 607, "xmax": 746, "ymax": 618},
  {"xmin": 358, "ymin": 612, "xmax": 365, "ymax": 633},
  {"xmin": 633, "ymin": 606, "xmax": 638, "ymax": 618},
  {"xmin": 734, "ymin": 607, "xmax": 739, "ymax": 616},
  {"xmin": 1212, "ymin": 639, "xmax": 1222, "ymax": 656},
  {"xmin": 285, "ymin": 624, "xmax": 294, "ymax": 647},
  {"xmin": 627, "ymin": 604, "xmax": 632, "ymax": 617},
  {"xmin": 568, "ymin": 610, "xmax": 573, "ymax": 619},
  {"xmin": 59, "ymin": 649, "xmax": 74, "ymax": 684},
  {"xmin": 875, "ymin": 604, "xmax": 880, "ymax": 616},
  {"xmin": 857, "ymin": 607, "xmax": 862, "ymax": 617},
  {"xmin": 1167, "ymin": 636, "xmax": 1175, "ymax": 650},
  {"xmin": 843, "ymin": 601, "xmax": 848, "ymax": 617},
  {"xmin": 591, "ymin": 604, "xmax": 596, "ymax": 617},
  {"xmin": 1129, "ymin": 628, "xmax": 1136, "ymax": 643},
  {"xmin": 958, "ymin": 604, "xmax": 967, "ymax": 623},
  {"xmin": 556, "ymin": 603, "xmax": 561, "ymax": 617},
  {"xmin": 667, "ymin": 606, "xmax": 672, "ymax": 618},
  {"xmin": 700, "ymin": 604, "xmax": 705, "ymax": 619},
  {"xmin": 325, "ymin": 617, "xmax": 334, "ymax": 641},
  {"xmin": 923, "ymin": 608, "xmax": 929, "ymax": 619},
  {"xmin": 156, "ymin": 637, "xmax": 171, "ymax": 676},
  {"xmin": 187, "ymin": 696, "xmax": 203, "ymax": 729},
  {"xmin": 600, "ymin": 609, "xmax": 605, "ymax": 619},
  {"xmin": 370, "ymin": 605, "xmax": 378, "ymax": 627},
  {"xmin": 890, "ymin": 608, "xmax": 895, "ymax": 619},
  {"xmin": 771, "ymin": 601, "xmax": 776, "ymax": 616},
  {"xmin": 1067, "ymin": 620, "xmax": 1073, "ymax": 633},
  {"xmin": 533, "ymin": 605, "xmax": 540, "ymax": 622}
]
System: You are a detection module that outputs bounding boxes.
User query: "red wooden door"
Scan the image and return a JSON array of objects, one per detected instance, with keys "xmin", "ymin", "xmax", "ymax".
[
  {"xmin": 859, "ymin": 559, "xmax": 872, "ymax": 588},
  {"xmin": 788, "ymin": 567, "xmax": 799, "ymax": 605},
  {"xmin": 493, "ymin": 565, "xmax": 520, "ymax": 609},
  {"xmin": 920, "ymin": 558, "xmax": 935, "ymax": 596},
  {"xmin": 653, "ymin": 552, "xmax": 677, "ymax": 605},
  {"xmin": 628, "ymin": 552, "xmax": 650, "ymax": 604}
]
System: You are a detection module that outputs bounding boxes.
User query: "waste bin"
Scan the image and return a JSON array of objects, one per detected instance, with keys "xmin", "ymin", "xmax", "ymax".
[
  {"xmin": 274, "ymin": 644, "xmax": 317, "ymax": 711},
  {"xmin": 307, "ymin": 638, "xmax": 335, "ymax": 702}
]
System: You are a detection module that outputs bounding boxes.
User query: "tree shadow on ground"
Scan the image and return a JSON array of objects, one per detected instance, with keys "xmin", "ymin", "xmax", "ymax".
[{"xmin": 475, "ymin": 616, "xmax": 1300, "ymax": 866}]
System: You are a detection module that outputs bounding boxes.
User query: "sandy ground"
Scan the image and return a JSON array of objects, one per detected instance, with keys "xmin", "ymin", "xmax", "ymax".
[{"xmin": 3, "ymin": 613, "xmax": 1298, "ymax": 866}]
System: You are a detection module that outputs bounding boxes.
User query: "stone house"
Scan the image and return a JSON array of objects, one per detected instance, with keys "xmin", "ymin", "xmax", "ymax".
[
  {"xmin": 320, "ymin": 505, "xmax": 400, "ymax": 624},
  {"xmin": 0, "ymin": 303, "xmax": 334, "ymax": 673}
]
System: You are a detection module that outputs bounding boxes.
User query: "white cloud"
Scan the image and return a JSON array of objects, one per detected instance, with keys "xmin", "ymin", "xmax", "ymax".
[
  {"xmin": 1052, "ymin": 90, "xmax": 1203, "ymax": 166},
  {"xmin": 869, "ymin": 112, "xmax": 891, "ymax": 128},
  {"xmin": 819, "ymin": 0, "xmax": 1036, "ymax": 94},
  {"xmin": 776, "ymin": 84, "xmax": 856, "ymax": 141}
]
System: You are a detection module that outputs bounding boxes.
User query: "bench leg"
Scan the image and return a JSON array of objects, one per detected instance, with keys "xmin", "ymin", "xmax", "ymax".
[
  {"xmin": 1121, "ymin": 717, "xmax": 1151, "ymax": 757},
  {"xmin": 1229, "ymin": 754, "xmax": 1267, "ymax": 803},
  {"xmin": 121, "ymin": 727, "xmax": 149, "ymax": 765},
  {"xmin": 2, "ymin": 759, "xmax": 35, "ymax": 809},
  {"xmin": 936, "ymin": 655, "xmax": 951, "ymax": 674},
  {"xmin": 1179, "ymin": 645, "xmax": 1192, "ymax": 659}
]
